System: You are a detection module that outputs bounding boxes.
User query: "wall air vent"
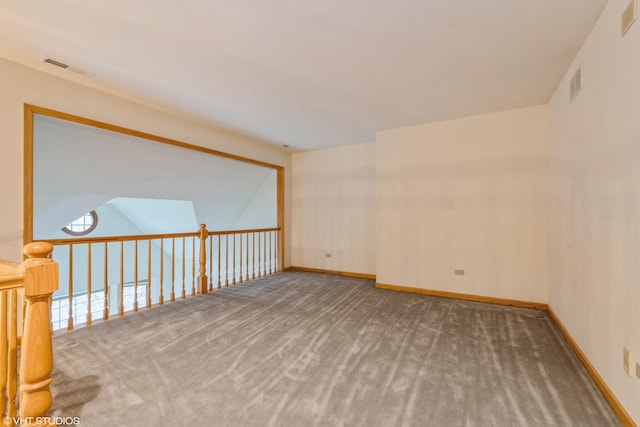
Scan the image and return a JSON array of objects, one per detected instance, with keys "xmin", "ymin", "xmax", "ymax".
[
  {"xmin": 569, "ymin": 64, "xmax": 582, "ymax": 102},
  {"xmin": 622, "ymin": 0, "xmax": 637, "ymax": 37},
  {"xmin": 42, "ymin": 57, "xmax": 94, "ymax": 77}
]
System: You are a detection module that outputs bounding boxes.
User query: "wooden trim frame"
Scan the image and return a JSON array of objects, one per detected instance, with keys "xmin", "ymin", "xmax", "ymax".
[
  {"xmin": 287, "ymin": 266, "xmax": 376, "ymax": 280},
  {"xmin": 22, "ymin": 104, "xmax": 286, "ymax": 260},
  {"xmin": 277, "ymin": 168, "xmax": 285, "ymax": 272},
  {"xmin": 547, "ymin": 308, "xmax": 636, "ymax": 427},
  {"xmin": 375, "ymin": 282, "xmax": 548, "ymax": 311},
  {"xmin": 23, "ymin": 106, "xmax": 34, "ymax": 245}
]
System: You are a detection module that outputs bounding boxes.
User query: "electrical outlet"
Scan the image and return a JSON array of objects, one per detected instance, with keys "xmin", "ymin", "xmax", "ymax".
[
  {"xmin": 623, "ymin": 347, "xmax": 633, "ymax": 376},
  {"xmin": 454, "ymin": 269, "xmax": 465, "ymax": 276}
]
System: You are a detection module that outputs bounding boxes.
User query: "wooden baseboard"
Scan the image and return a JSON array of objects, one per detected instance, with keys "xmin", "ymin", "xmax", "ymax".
[
  {"xmin": 285, "ymin": 266, "xmax": 376, "ymax": 280},
  {"xmin": 375, "ymin": 282, "xmax": 548, "ymax": 311},
  {"xmin": 547, "ymin": 308, "xmax": 636, "ymax": 427}
]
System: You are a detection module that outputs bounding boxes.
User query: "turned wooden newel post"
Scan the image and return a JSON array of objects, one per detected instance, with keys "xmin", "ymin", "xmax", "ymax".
[
  {"xmin": 19, "ymin": 242, "xmax": 58, "ymax": 424},
  {"xmin": 198, "ymin": 224, "xmax": 209, "ymax": 295}
]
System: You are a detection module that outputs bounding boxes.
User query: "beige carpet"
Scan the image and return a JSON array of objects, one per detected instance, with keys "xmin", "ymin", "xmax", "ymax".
[{"xmin": 50, "ymin": 271, "xmax": 621, "ymax": 426}]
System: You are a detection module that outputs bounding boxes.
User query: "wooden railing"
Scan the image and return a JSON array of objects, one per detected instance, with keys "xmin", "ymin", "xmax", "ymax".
[
  {"xmin": 0, "ymin": 242, "xmax": 59, "ymax": 427},
  {"xmin": 47, "ymin": 225, "xmax": 281, "ymax": 331}
]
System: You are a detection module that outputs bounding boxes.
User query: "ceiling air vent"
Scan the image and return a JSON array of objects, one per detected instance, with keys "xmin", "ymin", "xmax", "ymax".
[
  {"xmin": 43, "ymin": 57, "xmax": 69, "ymax": 69},
  {"xmin": 42, "ymin": 57, "xmax": 93, "ymax": 77},
  {"xmin": 622, "ymin": 0, "xmax": 637, "ymax": 37},
  {"xmin": 569, "ymin": 65, "xmax": 582, "ymax": 102}
]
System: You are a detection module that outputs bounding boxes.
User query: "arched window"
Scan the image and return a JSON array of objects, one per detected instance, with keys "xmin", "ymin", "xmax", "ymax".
[{"xmin": 62, "ymin": 211, "xmax": 98, "ymax": 236}]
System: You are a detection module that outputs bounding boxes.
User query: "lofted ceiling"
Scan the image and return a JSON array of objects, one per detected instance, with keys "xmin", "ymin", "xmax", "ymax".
[{"xmin": 0, "ymin": 0, "xmax": 608, "ymax": 151}]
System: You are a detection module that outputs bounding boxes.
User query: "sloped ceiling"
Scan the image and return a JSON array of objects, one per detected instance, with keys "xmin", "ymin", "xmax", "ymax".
[
  {"xmin": 33, "ymin": 114, "xmax": 276, "ymax": 239},
  {"xmin": 0, "ymin": 0, "xmax": 608, "ymax": 151},
  {"xmin": 108, "ymin": 198, "xmax": 199, "ymax": 236}
]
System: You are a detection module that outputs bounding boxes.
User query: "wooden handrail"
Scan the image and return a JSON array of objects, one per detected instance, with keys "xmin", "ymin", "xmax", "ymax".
[
  {"xmin": 44, "ymin": 227, "xmax": 281, "ymax": 245},
  {"xmin": 1, "ymin": 228, "xmax": 282, "ymax": 422},
  {"xmin": 44, "ymin": 231, "xmax": 200, "ymax": 245},
  {"xmin": 0, "ymin": 260, "xmax": 23, "ymax": 290},
  {"xmin": 48, "ymin": 225, "xmax": 281, "ymax": 331},
  {"xmin": 0, "ymin": 242, "xmax": 59, "ymax": 427}
]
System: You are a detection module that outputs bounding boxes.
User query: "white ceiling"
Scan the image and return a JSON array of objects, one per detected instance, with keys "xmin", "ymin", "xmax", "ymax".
[{"xmin": 0, "ymin": 0, "xmax": 608, "ymax": 151}]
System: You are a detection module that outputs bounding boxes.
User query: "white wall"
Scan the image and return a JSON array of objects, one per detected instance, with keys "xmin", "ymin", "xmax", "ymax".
[
  {"xmin": 548, "ymin": 0, "xmax": 640, "ymax": 421},
  {"xmin": 0, "ymin": 57, "xmax": 291, "ymax": 263},
  {"xmin": 376, "ymin": 105, "xmax": 549, "ymax": 303},
  {"xmin": 291, "ymin": 143, "xmax": 376, "ymax": 275}
]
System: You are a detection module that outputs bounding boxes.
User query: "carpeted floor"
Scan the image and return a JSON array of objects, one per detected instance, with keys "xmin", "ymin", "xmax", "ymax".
[{"xmin": 50, "ymin": 271, "xmax": 621, "ymax": 426}]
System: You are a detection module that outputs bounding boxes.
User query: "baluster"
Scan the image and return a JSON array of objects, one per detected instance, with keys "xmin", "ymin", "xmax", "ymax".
[
  {"xmin": 7, "ymin": 290, "xmax": 17, "ymax": 421},
  {"xmin": 264, "ymin": 232, "xmax": 268, "ymax": 276},
  {"xmin": 208, "ymin": 236, "xmax": 214, "ymax": 291},
  {"xmin": 68, "ymin": 244, "xmax": 74, "ymax": 330},
  {"xmin": 0, "ymin": 292, "xmax": 7, "ymax": 417},
  {"xmin": 19, "ymin": 242, "xmax": 59, "ymax": 423},
  {"xmin": 269, "ymin": 231, "xmax": 273, "ymax": 275},
  {"xmin": 225, "ymin": 235, "xmax": 229, "ymax": 287},
  {"xmin": 232, "ymin": 233, "xmax": 236, "ymax": 285},
  {"xmin": 274, "ymin": 230, "xmax": 278, "ymax": 273},
  {"xmin": 258, "ymin": 232, "xmax": 262, "ymax": 278},
  {"xmin": 191, "ymin": 236, "xmax": 196, "ymax": 296},
  {"xmin": 276, "ymin": 229, "xmax": 281, "ymax": 272},
  {"xmin": 239, "ymin": 233, "xmax": 243, "ymax": 284},
  {"xmin": 217, "ymin": 235, "xmax": 221, "ymax": 289},
  {"xmin": 252, "ymin": 233, "xmax": 256, "ymax": 280},
  {"xmin": 198, "ymin": 224, "xmax": 208, "ymax": 294},
  {"xmin": 258, "ymin": 233, "xmax": 261, "ymax": 277},
  {"xmin": 267, "ymin": 231, "xmax": 271, "ymax": 275},
  {"xmin": 151, "ymin": 239, "xmax": 156, "ymax": 308},
  {"xmin": 171, "ymin": 238, "xmax": 176, "ymax": 302},
  {"xmin": 103, "ymin": 242, "xmax": 109, "ymax": 321},
  {"xmin": 159, "ymin": 239, "xmax": 164, "ymax": 305},
  {"xmin": 181, "ymin": 237, "xmax": 186, "ymax": 299},
  {"xmin": 119, "ymin": 241, "xmax": 124, "ymax": 316},
  {"xmin": 133, "ymin": 240, "xmax": 139, "ymax": 312},
  {"xmin": 245, "ymin": 233, "xmax": 249, "ymax": 281},
  {"xmin": 87, "ymin": 243, "xmax": 92, "ymax": 326}
]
